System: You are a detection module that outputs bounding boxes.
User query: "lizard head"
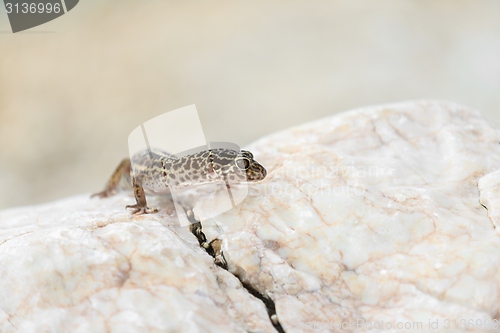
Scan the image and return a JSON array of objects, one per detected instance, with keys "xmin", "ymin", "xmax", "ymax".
[
  {"xmin": 204, "ymin": 148, "xmax": 267, "ymax": 184},
  {"xmin": 232, "ymin": 150, "xmax": 267, "ymax": 182}
]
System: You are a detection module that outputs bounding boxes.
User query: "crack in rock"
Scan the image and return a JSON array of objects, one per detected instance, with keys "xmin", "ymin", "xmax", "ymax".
[
  {"xmin": 186, "ymin": 211, "xmax": 285, "ymax": 333},
  {"xmin": 478, "ymin": 171, "xmax": 500, "ymax": 234}
]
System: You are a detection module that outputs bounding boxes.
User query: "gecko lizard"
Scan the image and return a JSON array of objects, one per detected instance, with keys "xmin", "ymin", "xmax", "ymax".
[
  {"xmin": 92, "ymin": 147, "xmax": 266, "ymax": 268},
  {"xmin": 92, "ymin": 148, "xmax": 267, "ymax": 214}
]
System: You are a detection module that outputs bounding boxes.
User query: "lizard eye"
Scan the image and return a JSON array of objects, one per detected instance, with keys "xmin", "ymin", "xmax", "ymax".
[{"xmin": 236, "ymin": 158, "xmax": 249, "ymax": 170}]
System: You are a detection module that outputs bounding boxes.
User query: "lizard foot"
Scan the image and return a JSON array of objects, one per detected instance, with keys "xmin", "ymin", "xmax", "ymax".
[
  {"xmin": 208, "ymin": 239, "xmax": 227, "ymax": 269},
  {"xmin": 126, "ymin": 204, "xmax": 158, "ymax": 214}
]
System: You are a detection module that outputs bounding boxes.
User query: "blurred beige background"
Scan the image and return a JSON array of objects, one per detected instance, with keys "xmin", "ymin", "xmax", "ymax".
[{"xmin": 0, "ymin": 0, "xmax": 499, "ymax": 210}]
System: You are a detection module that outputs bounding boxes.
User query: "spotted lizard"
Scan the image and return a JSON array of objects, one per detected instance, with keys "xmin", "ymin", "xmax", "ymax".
[
  {"xmin": 92, "ymin": 147, "xmax": 267, "ymax": 214},
  {"xmin": 92, "ymin": 147, "xmax": 266, "ymax": 266}
]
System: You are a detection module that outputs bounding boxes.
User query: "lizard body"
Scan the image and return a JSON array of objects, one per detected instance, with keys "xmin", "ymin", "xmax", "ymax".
[{"xmin": 92, "ymin": 148, "xmax": 267, "ymax": 214}]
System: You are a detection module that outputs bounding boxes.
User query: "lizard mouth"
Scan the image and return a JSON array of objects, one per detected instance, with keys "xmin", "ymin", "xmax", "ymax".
[{"xmin": 247, "ymin": 164, "xmax": 267, "ymax": 181}]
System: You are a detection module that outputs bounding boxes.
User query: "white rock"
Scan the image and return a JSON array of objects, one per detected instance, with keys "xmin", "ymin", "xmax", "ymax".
[
  {"xmin": 0, "ymin": 197, "xmax": 274, "ymax": 333},
  {"xmin": 198, "ymin": 101, "xmax": 500, "ymax": 332},
  {"xmin": 2, "ymin": 101, "xmax": 500, "ymax": 333}
]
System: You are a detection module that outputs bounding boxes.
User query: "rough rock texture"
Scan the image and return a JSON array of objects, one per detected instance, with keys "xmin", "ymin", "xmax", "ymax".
[{"xmin": 2, "ymin": 101, "xmax": 500, "ymax": 333}]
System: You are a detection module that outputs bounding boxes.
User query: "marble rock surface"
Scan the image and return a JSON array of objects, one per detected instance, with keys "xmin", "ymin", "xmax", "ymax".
[{"xmin": 2, "ymin": 101, "xmax": 500, "ymax": 333}]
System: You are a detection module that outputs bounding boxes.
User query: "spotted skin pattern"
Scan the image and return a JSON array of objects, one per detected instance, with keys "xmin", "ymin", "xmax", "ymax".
[{"xmin": 92, "ymin": 148, "xmax": 267, "ymax": 214}]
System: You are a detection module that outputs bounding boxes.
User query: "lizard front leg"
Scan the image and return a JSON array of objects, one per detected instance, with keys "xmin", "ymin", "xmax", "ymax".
[
  {"xmin": 91, "ymin": 158, "xmax": 132, "ymax": 198},
  {"xmin": 125, "ymin": 175, "xmax": 158, "ymax": 214}
]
